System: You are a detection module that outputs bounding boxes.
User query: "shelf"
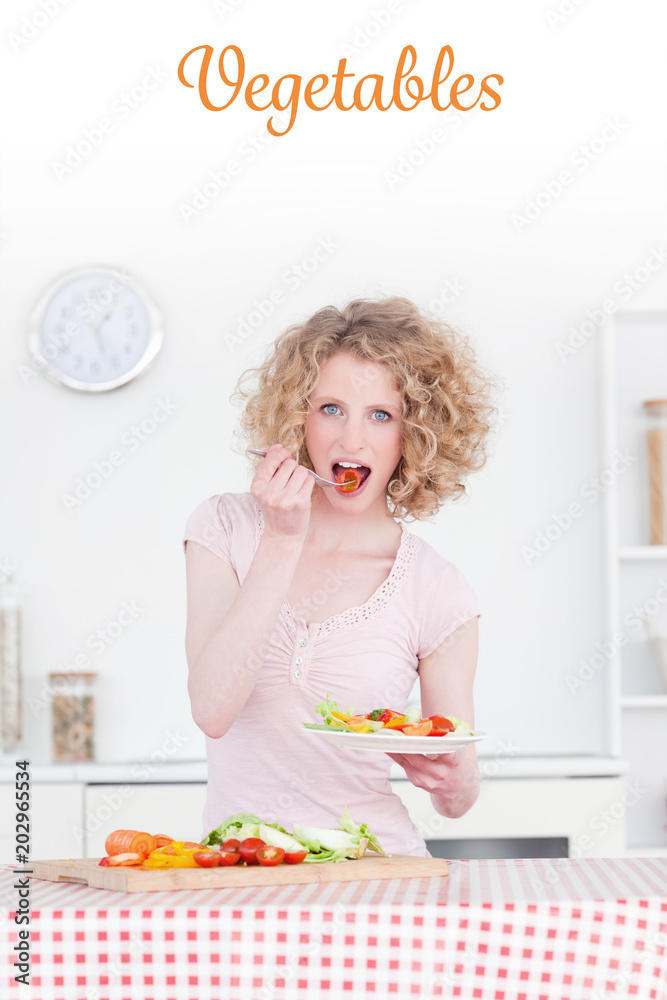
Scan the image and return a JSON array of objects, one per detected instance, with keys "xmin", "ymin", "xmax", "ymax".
[
  {"xmin": 619, "ymin": 546, "xmax": 667, "ymax": 560},
  {"xmin": 620, "ymin": 695, "xmax": 667, "ymax": 708}
]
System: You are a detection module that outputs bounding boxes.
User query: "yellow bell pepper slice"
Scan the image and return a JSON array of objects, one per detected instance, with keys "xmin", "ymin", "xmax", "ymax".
[
  {"xmin": 383, "ymin": 715, "xmax": 407, "ymax": 729},
  {"xmin": 346, "ymin": 720, "xmax": 371, "ymax": 733},
  {"xmin": 142, "ymin": 854, "xmax": 199, "ymax": 869}
]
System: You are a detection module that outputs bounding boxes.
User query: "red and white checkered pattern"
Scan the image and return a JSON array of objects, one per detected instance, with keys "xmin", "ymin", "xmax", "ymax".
[{"xmin": 2, "ymin": 858, "xmax": 666, "ymax": 1000}]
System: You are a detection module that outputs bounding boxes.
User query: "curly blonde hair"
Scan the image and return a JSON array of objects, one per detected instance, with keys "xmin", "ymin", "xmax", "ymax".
[{"xmin": 230, "ymin": 296, "xmax": 500, "ymax": 521}]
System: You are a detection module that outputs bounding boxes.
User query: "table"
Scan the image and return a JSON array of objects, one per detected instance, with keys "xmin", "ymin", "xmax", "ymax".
[{"xmin": 1, "ymin": 858, "xmax": 666, "ymax": 1000}]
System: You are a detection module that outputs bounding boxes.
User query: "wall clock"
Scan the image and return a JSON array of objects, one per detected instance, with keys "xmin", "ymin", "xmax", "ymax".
[{"xmin": 28, "ymin": 266, "xmax": 164, "ymax": 392}]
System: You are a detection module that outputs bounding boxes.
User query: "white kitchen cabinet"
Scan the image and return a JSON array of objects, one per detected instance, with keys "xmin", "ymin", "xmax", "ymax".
[
  {"xmin": 0, "ymin": 769, "xmax": 629, "ymax": 864},
  {"xmin": 0, "ymin": 782, "xmax": 84, "ymax": 865},
  {"xmin": 84, "ymin": 783, "xmax": 207, "ymax": 856},
  {"xmin": 393, "ymin": 776, "xmax": 627, "ymax": 857}
]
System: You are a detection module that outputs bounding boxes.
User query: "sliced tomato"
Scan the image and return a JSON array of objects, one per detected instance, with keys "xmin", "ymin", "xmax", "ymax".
[
  {"xmin": 221, "ymin": 838, "xmax": 241, "ymax": 853},
  {"xmin": 284, "ymin": 849, "xmax": 308, "ymax": 865},
  {"xmin": 335, "ymin": 468, "xmax": 362, "ymax": 492},
  {"xmin": 98, "ymin": 857, "xmax": 111, "ymax": 866},
  {"xmin": 428, "ymin": 716, "xmax": 455, "ymax": 733},
  {"xmin": 193, "ymin": 851, "xmax": 221, "ymax": 868},
  {"xmin": 218, "ymin": 850, "xmax": 241, "ymax": 867},
  {"xmin": 239, "ymin": 837, "xmax": 266, "ymax": 865},
  {"xmin": 256, "ymin": 846, "xmax": 285, "ymax": 866},
  {"xmin": 402, "ymin": 720, "xmax": 433, "ymax": 736},
  {"xmin": 428, "ymin": 728, "xmax": 453, "ymax": 736}
]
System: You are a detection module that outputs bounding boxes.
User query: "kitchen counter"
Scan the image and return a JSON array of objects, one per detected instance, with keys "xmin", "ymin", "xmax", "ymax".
[
  {"xmin": 0, "ymin": 753, "xmax": 628, "ymax": 783},
  {"xmin": 2, "ymin": 857, "xmax": 665, "ymax": 1000}
]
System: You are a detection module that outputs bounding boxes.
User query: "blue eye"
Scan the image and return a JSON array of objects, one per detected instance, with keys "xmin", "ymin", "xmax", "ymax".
[{"xmin": 320, "ymin": 404, "xmax": 391, "ymax": 421}]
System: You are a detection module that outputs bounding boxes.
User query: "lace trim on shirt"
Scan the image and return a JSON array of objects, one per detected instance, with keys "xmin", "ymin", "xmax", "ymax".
[{"xmin": 252, "ymin": 497, "xmax": 420, "ymax": 635}]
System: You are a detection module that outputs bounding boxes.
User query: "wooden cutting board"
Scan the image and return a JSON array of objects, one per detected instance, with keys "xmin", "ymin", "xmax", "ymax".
[{"xmin": 24, "ymin": 855, "xmax": 448, "ymax": 892}]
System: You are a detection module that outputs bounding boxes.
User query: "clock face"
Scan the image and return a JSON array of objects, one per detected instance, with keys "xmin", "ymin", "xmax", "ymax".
[{"xmin": 30, "ymin": 268, "xmax": 163, "ymax": 391}]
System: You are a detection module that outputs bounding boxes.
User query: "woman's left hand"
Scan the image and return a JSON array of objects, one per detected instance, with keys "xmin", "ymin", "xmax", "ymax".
[{"xmin": 386, "ymin": 748, "xmax": 480, "ymax": 818}]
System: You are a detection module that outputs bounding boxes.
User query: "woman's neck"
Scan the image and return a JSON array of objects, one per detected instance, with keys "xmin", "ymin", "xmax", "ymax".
[{"xmin": 305, "ymin": 490, "xmax": 401, "ymax": 556}]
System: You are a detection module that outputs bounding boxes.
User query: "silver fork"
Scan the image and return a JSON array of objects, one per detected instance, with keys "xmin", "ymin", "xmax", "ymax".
[{"xmin": 246, "ymin": 448, "xmax": 340, "ymax": 488}]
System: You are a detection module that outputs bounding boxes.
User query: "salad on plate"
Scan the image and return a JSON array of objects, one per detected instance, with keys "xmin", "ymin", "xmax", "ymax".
[{"xmin": 303, "ymin": 694, "xmax": 475, "ymax": 737}]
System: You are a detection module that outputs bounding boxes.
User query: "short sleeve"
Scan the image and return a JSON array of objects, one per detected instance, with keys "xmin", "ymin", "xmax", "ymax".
[
  {"xmin": 182, "ymin": 495, "xmax": 233, "ymax": 569},
  {"xmin": 417, "ymin": 562, "xmax": 481, "ymax": 660}
]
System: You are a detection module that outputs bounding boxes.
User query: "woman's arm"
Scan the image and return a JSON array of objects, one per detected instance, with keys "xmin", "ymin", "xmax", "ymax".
[
  {"xmin": 185, "ymin": 531, "xmax": 305, "ymax": 738},
  {"xmin": 185, "ymin": 444, "xmax": 314, "ymax": 739},
  {"xmin": 386, "ymin": 616, "xmax": 480, "ymax": 818}
]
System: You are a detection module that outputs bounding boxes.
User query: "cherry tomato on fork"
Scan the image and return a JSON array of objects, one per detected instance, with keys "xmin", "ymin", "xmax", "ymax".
[{"xmin": 335, "ymin": 468, "xmax": 362, "ymax": 492}]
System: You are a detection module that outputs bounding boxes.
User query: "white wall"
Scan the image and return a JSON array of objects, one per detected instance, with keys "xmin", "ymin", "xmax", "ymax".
[{"xmin": 0, "ymin": 0, "xmax": 665, "ymax": 766}]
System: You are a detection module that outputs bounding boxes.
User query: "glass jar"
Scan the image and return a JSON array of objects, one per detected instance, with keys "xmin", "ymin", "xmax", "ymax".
[
  {"xmin": 50, "ymin": 672, "xmax": 97, "ymax": 762},
  {"xmin": 644, "ymin": 399, "xmax": 667, "ymax": 545}
]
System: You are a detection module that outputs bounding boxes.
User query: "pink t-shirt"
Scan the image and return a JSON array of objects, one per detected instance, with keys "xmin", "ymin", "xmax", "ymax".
[{"xmin": 183, "ymin": 491, "xmax": 480, "ymax": 857}]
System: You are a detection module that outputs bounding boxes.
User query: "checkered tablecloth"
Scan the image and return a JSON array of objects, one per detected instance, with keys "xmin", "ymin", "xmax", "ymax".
[{"xmin": 1, "ymin": 858, "xmax": 666, "ymax": 1000}]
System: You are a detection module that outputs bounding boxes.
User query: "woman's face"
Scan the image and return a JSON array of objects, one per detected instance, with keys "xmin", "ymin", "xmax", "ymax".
[{"xmin": 304, "ymin": 352, "xmax": 403, "ymax": 509}]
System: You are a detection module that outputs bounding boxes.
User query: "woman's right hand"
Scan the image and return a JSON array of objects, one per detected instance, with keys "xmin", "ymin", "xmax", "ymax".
[{"xmin": 249, "ymin": 444, "xmax": 315, "ymax": 539}]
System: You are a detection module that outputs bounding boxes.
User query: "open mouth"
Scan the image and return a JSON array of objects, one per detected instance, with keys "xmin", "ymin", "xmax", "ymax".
[{"xmin": 332, "ymin": 463, "xmax": 372, "ymax": 491}]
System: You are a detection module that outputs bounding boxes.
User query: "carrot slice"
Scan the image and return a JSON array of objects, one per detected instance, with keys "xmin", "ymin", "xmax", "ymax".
[
  {"xmin": 104, "ymin": 830, "xmax": 156, "ymax": 857},
  {"xmin": 106, "ymin": 852, "xmax": 147, "ymax": 866},
  {"xmin": 402, "ymin": 720, "xmax": 433, "ymax": 736},
  {"xmin": 152, "ymin": 834, "xmax": 175, "ymax": 849}
]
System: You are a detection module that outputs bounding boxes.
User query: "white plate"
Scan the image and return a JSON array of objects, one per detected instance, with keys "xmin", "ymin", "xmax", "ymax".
[{"xmin": 305, "ymin": 727, "xmax": 489, "ymax": 754}]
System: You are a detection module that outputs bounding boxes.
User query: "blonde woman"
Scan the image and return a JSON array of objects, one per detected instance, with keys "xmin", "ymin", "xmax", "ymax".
[{"xmin": 183, "ymin": 297, "xmax": 497, "ymax": 856}]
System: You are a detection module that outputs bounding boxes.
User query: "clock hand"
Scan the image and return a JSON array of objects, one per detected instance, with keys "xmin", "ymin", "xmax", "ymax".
[{"xmin": 90, "ymin": 324, "xmax": 106, "ymax": 354}]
